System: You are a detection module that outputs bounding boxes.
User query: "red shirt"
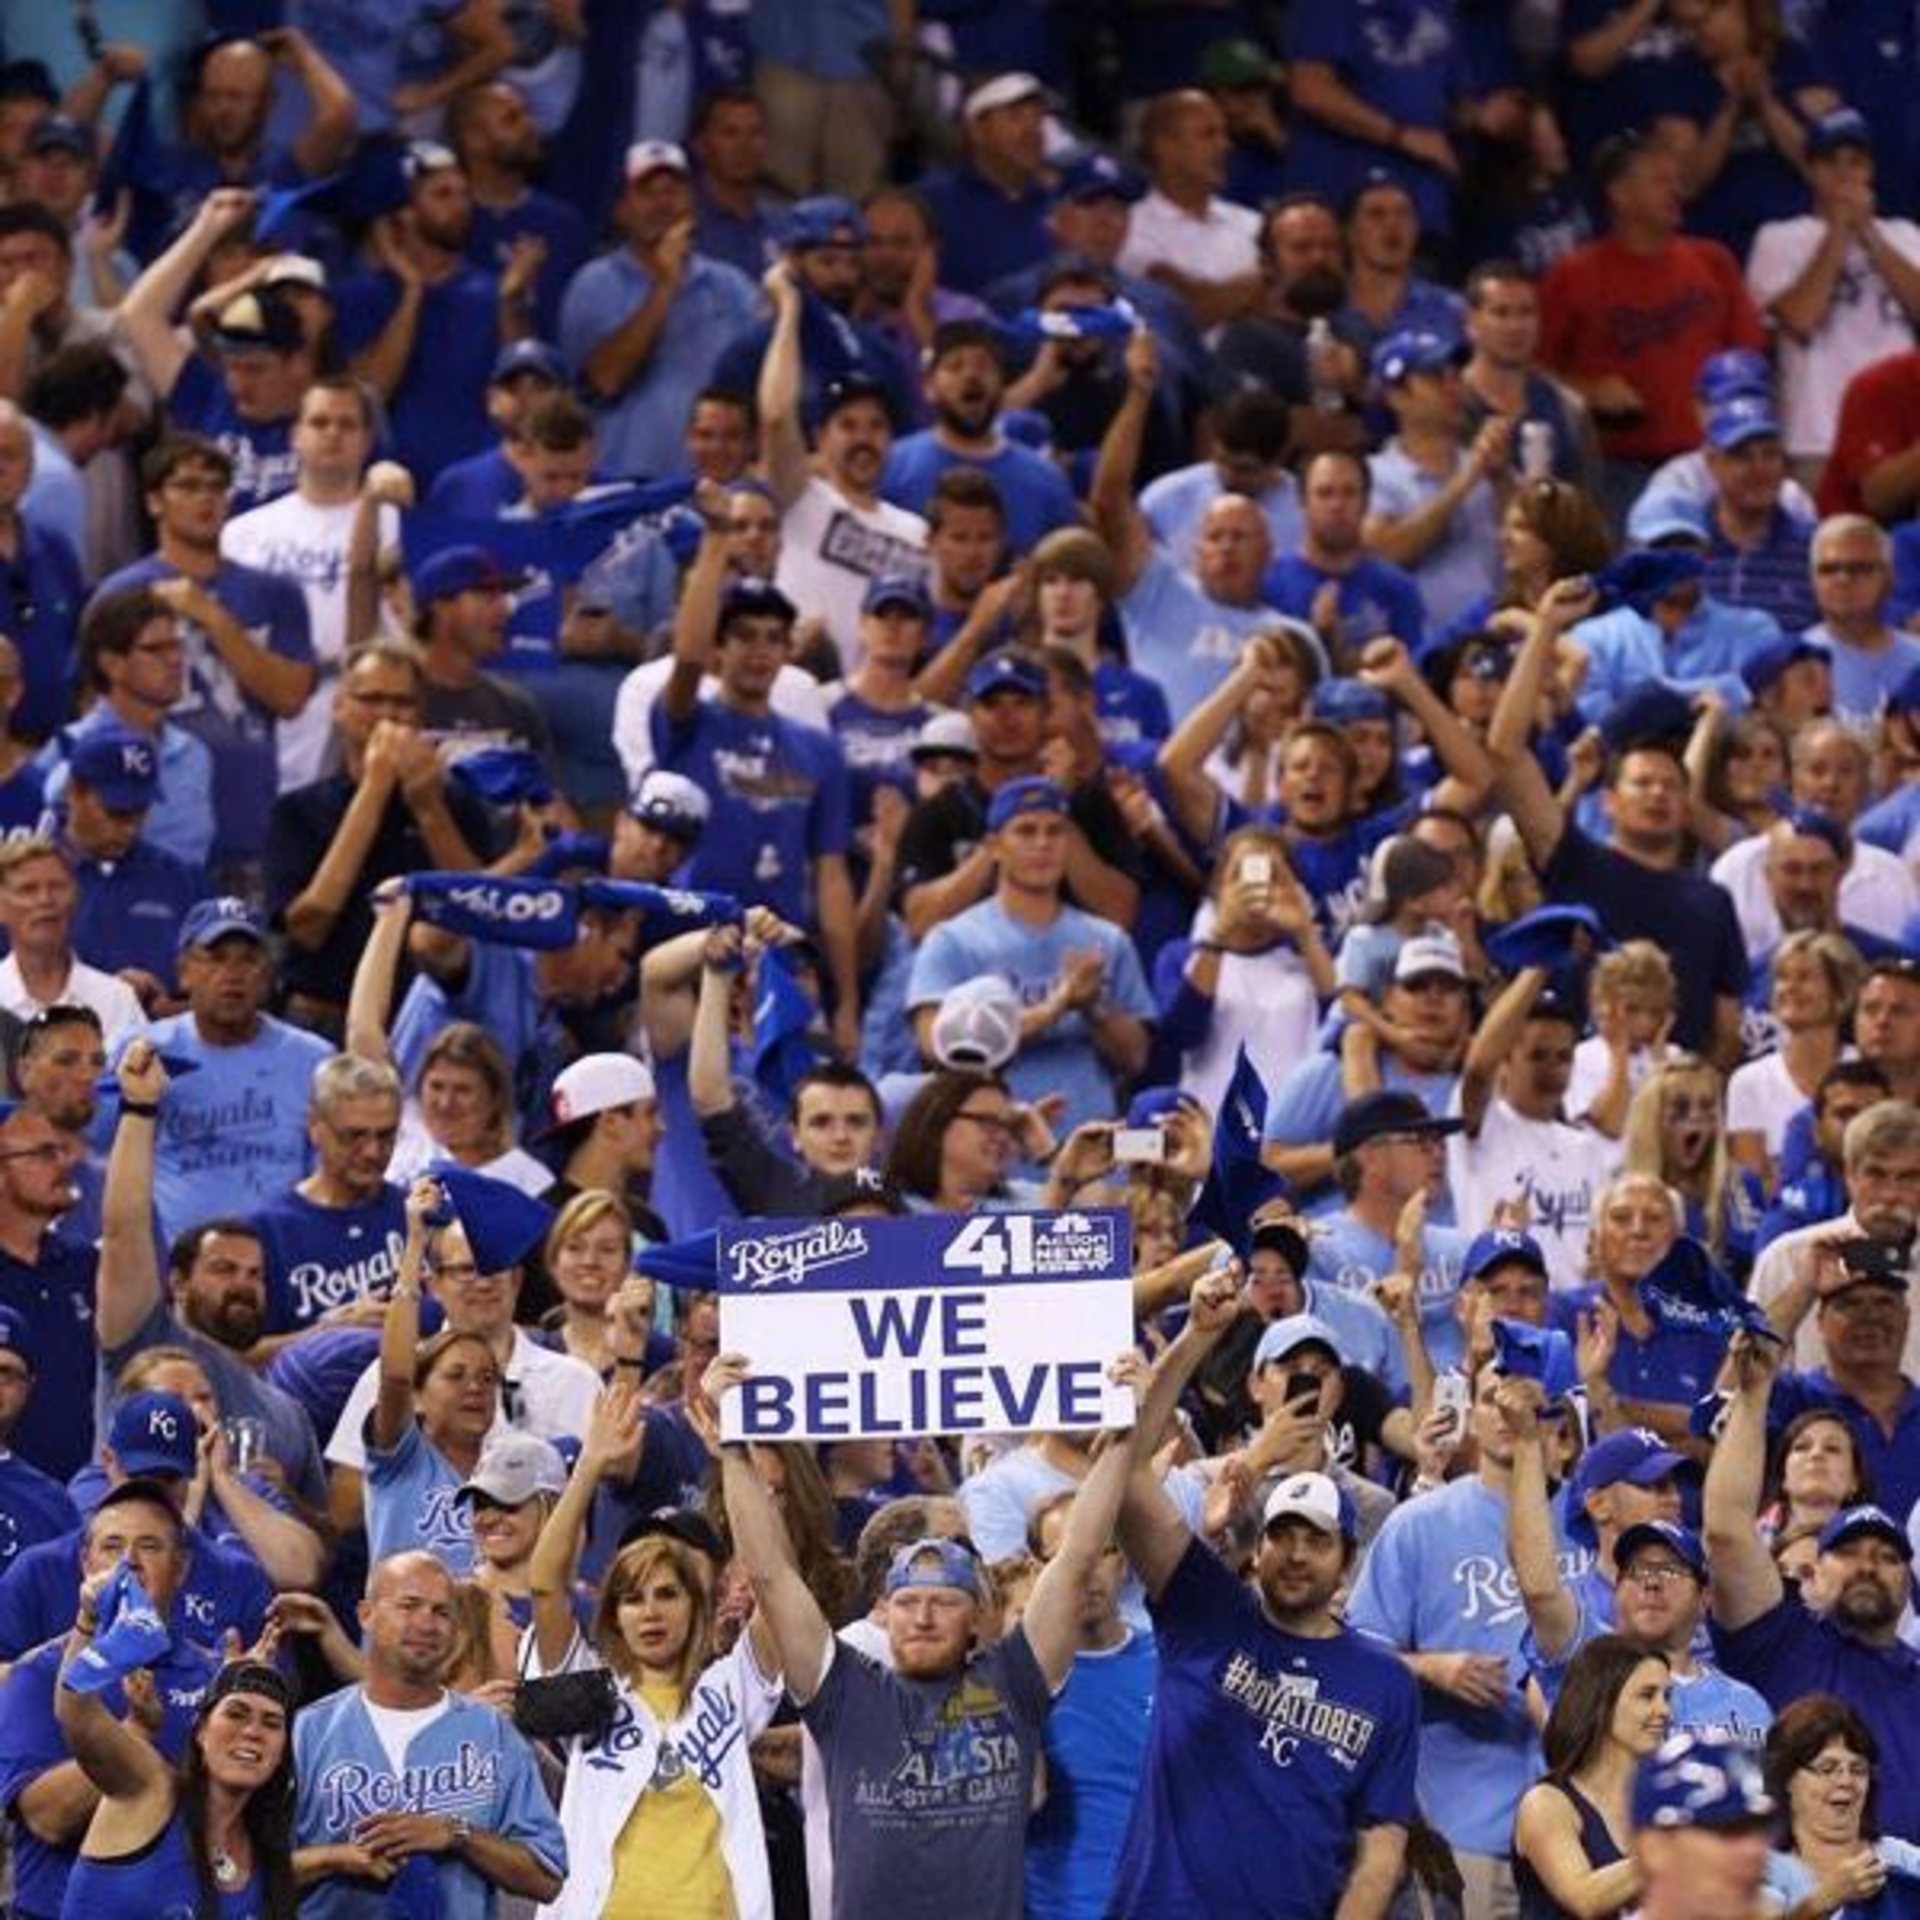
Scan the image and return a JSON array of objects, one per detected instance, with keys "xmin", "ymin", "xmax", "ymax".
[
  {"xmin": 1539, "ymin": 234, "xmax": 1765, "ymax": 460},
  {"xmin": 1817, "ymin": 350, "xmax": 1920, "ymax": 517}
]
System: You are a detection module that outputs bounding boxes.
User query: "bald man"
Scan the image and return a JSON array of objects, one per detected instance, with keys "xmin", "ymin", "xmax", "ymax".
[{"xmin": 293, "ymin": 1551, "xmax": 565, "ymax": 1914}]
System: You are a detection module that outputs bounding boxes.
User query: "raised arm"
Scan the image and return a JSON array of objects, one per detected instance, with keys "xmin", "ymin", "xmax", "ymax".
[
  {"xmin": 55, "ymin": 1579, "xmax": 173, "ymax": 1807},
  {"xmin": 710, "ymin": 1356, "xmax": 835, "ymax": 1703},
  {"xmin": 1701, "ymin": 1331, "xmax": 1785, "ymax": 1631},
  {"xmin": 1088, "ymin": 329, "xmax": 1158, "ymax": 598},
  {"xmin": 372, "ymin": 1182, "xmax": 439, "ymax": 1452},
  {"xmin": 1357, "ymin": 635, "xmax": 1496, "ymax": 811},
  {"xmin": 118, "ymin": 188, "xmax": 257, "ymax": 399},
  {"xmin": 529, "ymin": 1383, "xmax": 645, "ymax": 1674},
  {"xmin": 1498, "ymin": 1376, "xmax": 1580, "ymax": 1660},
  {"xmin": 755, "ymin": 266, "xmax": 810, "ymax": 509},
  {"xmin": 687, "ymin": 924, "xmax": 743, "ymax": 1117},
  {"xmin": 343, "ymin": 882, "xmax": 410, "ymax": 1067},
  {"xmin": 663, "ymin": 486, "xmax": 731, "ymax": 725},
  {"xmin": 1156, "ymin": 638, "xmax": 1269, "ymax": 844},
  {"xmin": 97, "ymin": 1042, "xmax": 170, "ymax": 1350},
  {"xmin": 1459, "ymin": 966, "xmax": 1547, "ymax": 1136},
  {"xmin": 1487, "ymin": 578, "xmax": 1596, "ymax": 867},
  {"xmin": 270, "ymin": 27, "xmax": 361, "ymax": 176}
]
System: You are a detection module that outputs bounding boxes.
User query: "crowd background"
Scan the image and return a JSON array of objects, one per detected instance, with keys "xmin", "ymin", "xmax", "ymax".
[{"xmin": 0, "ymin": 1, "xmax": 1910, "ymax": 1917}]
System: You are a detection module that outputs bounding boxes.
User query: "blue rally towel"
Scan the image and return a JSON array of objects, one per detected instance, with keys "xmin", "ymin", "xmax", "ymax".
[
  {"xmin": 1593, "ymin": 549, "xmax": 1705, "ymax": 617},
  {"xmin": 634, "ymin": 1230, "xmax": 719, "ymax": 1289},
  {"xmin": 1492, "ymin": 1317, "xmax": 1580, "ymax": 1399},
  {"xmin": 1486, "ymin": 904, "xmax": 1611, "ymax": 974},
  {"xmin": 579, "ymin": 878, "xmax": 742, "ymax": 927},
  {"xmin": 426, "ymin": 1165, "xmax": 555, "ymax": 1274},
  {"xmin": 753, "ymin": 944, "xmax": 818, "ymax": 1106},
  {"xmin": 1001, "ymin": 302, "xmax": 1139, "ymax": 345},
  {"xmin": 63, "ymin": 1562, "xmax": 171, "ymax": 1695},
  {"xmin": 446, "ymin": 746, "xmax": 555, "ymax": 807},
  {"xmin": 1639, "ymin": 1237, "xmax": 1777, "ymax": 1342},
  {"xmin": 1189, "ymin": 1045, "xmax": 1286, "ymax": 1259},
  {"xmin": 404, "ymin": 872, "xmax": 581, "ymax": 951}
]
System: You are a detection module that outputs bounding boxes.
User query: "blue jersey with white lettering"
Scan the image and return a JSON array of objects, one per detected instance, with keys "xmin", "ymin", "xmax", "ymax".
[
  {"xmin": 0, "ymin": 1637, "xmax": 216, "ymax": 1918},
  {"xmin": 0, "ymin": 762, "xmax": 50, "ymax": 845},
  {"xmin": 1548, "ymin": 1284, "xmax": 1729, "ymax": 1412},
  {"xmin": 1109, "ymin": 1539, "xmax": 1418, "ymax": 1918},
  {"xmin": 1307, "ymin": 1215, "xmax": 1471, "ymax": 1372},
  {"xmin": 165, "ymin": 357, "xmax": 297, "ymax": 514},
  {"xmin": 1348, "ymin": 1474, "xmax": 1589, "ymax": 1856},
  {"xmin": 0, "ymin": 1454, "xmax": 78, "ymax": 1578},
  {"xmin": 650, "ymin": 697, "xmax": 851, "ymax": 929},
  {"xmin": 116, "ymin": 1014, "xmax": 332, "ymax": 1248},
  {"xmin": 294, "ymin": 1686, "xmax": 566, "ymax": 1920},
  {"xmin": 253, "ymin": 1185, "xmax": 408, "ymax": 1333},
  {"xmin": 365, "ymin": 1420, "xmax": 478, "ymax": 1575}
]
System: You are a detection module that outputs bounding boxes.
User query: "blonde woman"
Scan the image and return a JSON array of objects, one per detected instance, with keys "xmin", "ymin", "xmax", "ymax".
[
  {"xmin": 1622, "ymin": 1054, "xmax": 1764, "ymax": 1278},
  {"xmin": 526, "ymin": 1384, "xmax": 783, "ymax": 1919},
  {"xmin": 536, "ymin": 1188, "xmax": 643, "ymax": 1376}
]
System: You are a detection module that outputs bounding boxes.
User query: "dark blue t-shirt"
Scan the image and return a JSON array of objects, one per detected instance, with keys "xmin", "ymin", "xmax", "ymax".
[
  {"xmin": 0, "ymin": 1456, "xmax": 77, "ymax": 1578},
  {"xmin": 70, "ymin": 838, "xmax": 204, "ymax": 990},
  {"xmin": 1108, "ymin": 1537, "xmax": 1420, "ymax": 1917},
  {"xmin": 1, "ymin": 522, "xmax": 85, "ymax": 743},
  {"xmin": 167, "ymin": 356, "xmax": 298, "ymax": 514},
  {"xmin": 1265, "ymin": 553, "xmax": 1428, "ymax": 658},
  {"xmin": 0, "ymin": 1234, "xmax": 98, "ymax": 1483},
  {"xmin": 252, "ymin": 1184, "xmax": 409, "ymax": 1334}
]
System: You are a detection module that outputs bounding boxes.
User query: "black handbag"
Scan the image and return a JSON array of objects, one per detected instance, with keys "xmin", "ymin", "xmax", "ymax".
[{"xmin": 511, "ymin": 1662, "xmax": 620, "ymax": 1742}]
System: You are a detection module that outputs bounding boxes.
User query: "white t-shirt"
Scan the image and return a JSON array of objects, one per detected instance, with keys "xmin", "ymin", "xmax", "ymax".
[
  {"xmin": 0, "ymin": 953, "xmax": 144, "ymax": 1045},
  {"xmin": 388, "ymin": 1103, "xmax": 552, "ymax": 1198},
  {"xmin": 325, "ymin": 1326, "xmax": 600, "ymax": 1471},
  {"xmin": 1745, "ymin": 215, "xmax": 1920, "ymax": 457},
  {"xmin": 1120, "ymin": 189, "xmax": 1260, "ymax": 287},
  {"xmin": 1446, "ymin": 1095, "xmax": 1616, "ymax": 1291},
  {"xmin": 773, "ymin": 475, "xmax": 928, "ymax": 673},
  {"xmin": 1727, "ymin": 1048, "xmax": 1834, "ymax": 1157},
  {"xmin": 363, "ymin": 1694, "xmax": 452, "ymax": 1773},
  {"xmin": 221, "ymin": 493, "xmax": 399, "ymax": 789},
  {"xmin": 611, "ymin": 656, "xmax": 832, "ymax": 792},
  {"xmin": 1565, "ymin": 1035, "xmax": 1678, "ymax": 1126},
  {"xmin": 1710, "ymin": 833, "xmax": 1920, "ymax": 958},
  {"xmin": 1174, "ymin": 905, "xmax": 1322, "ymax": 1123}
]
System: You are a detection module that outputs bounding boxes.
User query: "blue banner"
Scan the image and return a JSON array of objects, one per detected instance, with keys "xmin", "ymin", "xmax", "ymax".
[{"xmin": 404, "ymin": 872, "xmax": 580, "ymax": 950}]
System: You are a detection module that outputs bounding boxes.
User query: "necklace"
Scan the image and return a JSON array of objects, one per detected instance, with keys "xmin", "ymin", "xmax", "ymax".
[{"xmin": 212, "ymin": 1849, "xmax": 242, "ymax": 1888}]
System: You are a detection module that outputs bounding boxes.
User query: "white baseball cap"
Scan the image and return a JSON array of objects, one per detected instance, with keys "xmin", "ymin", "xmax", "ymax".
[
  {"xmin": 930, "ymin": 976, "xmax": 1022, "ymax": 1071},
  {"xmin": 548, "ymin": 1053, "xmax": 656, "ymax": 1131},
  {"xmin": 1261, "ymin": 1471, "xmax": 1356, "ymax": 1542},
  {"xmin": 1393, "ymin": 931, "xmax": 1467, "ymax": 984},
  {"xmin": 630, "ymin": 767, "xmax": 712, "ymax": 838},
  {"xmin": 626, "ymin": 140, "xmax": 689, "ymax": 181},
  {"xmin": 965, "ymin": 72, "xmax": 1045, "ymax": 119},
  {"xmin": 262, "ymin": 253, "xmax": 328, "ymax": 293},
  {"xmin": 910, "ymin": 710, "xmax": 978, "ymax": 762}
]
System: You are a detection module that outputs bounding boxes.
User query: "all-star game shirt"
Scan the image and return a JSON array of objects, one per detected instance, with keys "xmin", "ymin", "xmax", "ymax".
[
  {"xmin": 801, "ymin": 1624, "xmax": 1054, "ymax": 1920},
  {"xmin": 1107, "ymin": 1538, "xmax": 1419, "ymax": 1918}
]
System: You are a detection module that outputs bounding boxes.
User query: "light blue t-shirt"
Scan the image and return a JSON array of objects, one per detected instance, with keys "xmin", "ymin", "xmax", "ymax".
[
  {"xmin": 118, "ymin": 1013, "xmax": 331, "ymax": 1245},
  {"xmin": 1308, "ymin": 1213, "xmax": 1472, "ymax": 1372},
  {"xmin": 1367, "ymin": 441, "xmax": 1502, "ymax": 631},
  {"xmin": 558, "ymin": 249, "xmax": 759, "ymax": 480},
  {"xmin": 1348, "ymin": 1474, "xmax": 1592, "ymax": 1857},
  {"xmin": 1261, "ymin": 1051, "xmax": 1462, "ymax": 1215},
  {"xmin": 1570, "ymin": 599, "xmax": 1775, "ymax": 727},
  {"xmin": 365, "ymin": 1419, "xmax": 478, "ymax": 1575},
  {"xmin": 1802, "ymin": 621, "xmax": 1920, "ymax": 728},
  {"xmin": 1120, "ymin": 553, "xmax": 1328, "ymax": 725},
  {"xmin": 906, "ymin": 899, "xmax": 1155, "ymax": 1133},
  {"xmin": 1139, "ymin": 462, "xmax": 1303, "ymax": 571}
]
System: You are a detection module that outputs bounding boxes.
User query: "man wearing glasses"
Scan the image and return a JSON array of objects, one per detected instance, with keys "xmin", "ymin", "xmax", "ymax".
[{"xmin": 1799, "ymin": 515, "xmax": 1920, "ymax": 727}]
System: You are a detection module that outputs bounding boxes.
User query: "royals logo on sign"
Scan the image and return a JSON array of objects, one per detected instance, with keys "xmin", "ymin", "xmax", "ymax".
[{"xmin": 716, "ymin": 1210, "xmax": 1135, "ymax": 1443}]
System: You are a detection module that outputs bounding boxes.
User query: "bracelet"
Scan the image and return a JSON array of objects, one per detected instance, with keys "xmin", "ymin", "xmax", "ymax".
[
  {"xmin": 73, "ymin": 1615, "xmax": 98, "ymax": 1637},
  {"xmin": 1191, "ymin": 940, "xmax": 1224, "ymax": 956},
  {"xmin": 613, "ymin": 1357, "xmax": 645, "ymax": 1372},
  {"xmin": 120, "ymin": 1101, "xmax": 159, "ymax": 1118}
]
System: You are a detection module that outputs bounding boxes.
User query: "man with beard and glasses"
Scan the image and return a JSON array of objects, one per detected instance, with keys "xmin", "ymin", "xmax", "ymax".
[
  {"xmin": 336, "ymin": 143, "xmax": 542, "ymax": 486},
  {"xmin": 1706, "ymin": 1326, "xmax": 1920, "ymax": 1842},
  {"xmin": 91, "ymin": 1041, "xmax": 328, "ymax": 1511},
  {"xmin": 1107, "ymin": 1269, "xmax": 1419, "ymax": 1919},
  {"xmin": 881, "ymin": 318, "xmax": 1080, "ymax": 556},
  {"xmin": 759, "ymin": 263, "xmax": 928, "ymax": 671}
]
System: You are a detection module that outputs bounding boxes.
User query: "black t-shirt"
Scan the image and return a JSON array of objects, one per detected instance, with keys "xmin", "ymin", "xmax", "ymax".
[
  {"xmin": 421, "ymin": 673, "xmax": 556, "ymax": 762},
  {"xmin": 893, "ymin": 773, "xmax": 1140, "ymax": 908},
  {"xmin": 1541, "ymin": 825, "xmax": 1749, "ymax": 1053},
  {"xmin": 265, "ymin": 771, "xmax": 499, "ymax": 1007}
]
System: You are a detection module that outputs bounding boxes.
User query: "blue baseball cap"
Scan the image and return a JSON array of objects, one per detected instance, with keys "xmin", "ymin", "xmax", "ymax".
[
  {"xmin": 1312, "ymin": 679, "xmax": 1393, "ymax": 724},
  {"xmin": 1780, "ymin": 804, "xmax": 1850, "ymax": 860},
  {"xmin": 67, "ymin": 721, "xmax": 161, "ymax": 810},
  {"xmin": 885, "ymin": 1536, "xmax": 980, "ymax": 1598},
  {"xmin": 986, "ymin": 776, "xmax": 1069, "ymax": 832},
  {"xmin": 1253, "ymin": 1313, "xmax": 1346, "ymax": 1372},
  {"xmin": 1807, "ymin": 107, "xmax": 1874, "ymax": 159},
  {"xmin": 1634, "ymin": 1732, "xmax": 1774, "ymax": 1831},
  {"xmin": 413, "ymin": 544, "xmax": 526, "ymax": 604},
  {"xmin": 177, "ymin": 896, "xmax": 265, "ymax": 955},
  {"xmin": 1624, "ymin": 494, "xmax": 1713, "ymax": 547},
  {"xmin": 109, "ymin": 1390, "xmax": 200, "ymax": 1479},
  {"xmin": 0, "ymin": 1303, "xmax": 32, "ymax": 1363},
  {"xmin": 1054, "ymin": 153, "xmax": 1146, "ymax": 205},
  {"xmin": 1462, "ymin": 1228, "xmax": 1549, "ymax": 1284},
  {"xmin": 861, "ymin": 573, "xmax": 932, "ymax": 619},
  {"xmin": 1741, "ymin": 633, "xmax": 1830, "ymax": 698},
  {"xmin": 784, "ymin": 196, "xmax": 867, "ymax": 251},
  {"xmin": 1331, "ymin": 1089, "xmax": 1462, "ymax": 1158},
  {"xmin": 1598, "ymin": 681, "xmax": 1697, "ymax": 754},
  {"xmin": 1696, "ymin": 349, "xmax": 1773, "ymax": 405},
  {"xmin": 1818, "ymin": 1503, "xmax": 1913, "ymax": 1559},
  {"xmin": 966, "ymin": 650, "xmax": 1047, "ymax": 703},
  {"xmin": 490, "ymin": 338, "xmax": 566, "ymax": 386},
  {"xmin": 1567, "ymin": 1428, "xmax": 1688, "ymax": 1546},
  {"xmin": 1706, "ymin": 394, "xmax": 1784, "ymax": 451},
  {"xmin": 1371, "ymin": 327, "xmax": 1466, "ymax": 387},
  {"xmin": 1615, "ymin": 1518, "xmax": 1708, "ymax": 1579},
  {"xmin": 27, "ymin": 113, "xmax": 92, "ymax": 160}
]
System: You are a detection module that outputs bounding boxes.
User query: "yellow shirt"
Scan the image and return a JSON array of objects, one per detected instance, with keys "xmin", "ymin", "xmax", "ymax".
[{"xmin": 604, "ymin": 1681, "xmax": 737, "ymax": 1920}]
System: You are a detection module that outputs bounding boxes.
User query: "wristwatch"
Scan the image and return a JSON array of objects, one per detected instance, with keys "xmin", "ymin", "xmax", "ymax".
[{"xmin": 447, "ymin": 1815, "xmax": 473, "ymax": 1853}]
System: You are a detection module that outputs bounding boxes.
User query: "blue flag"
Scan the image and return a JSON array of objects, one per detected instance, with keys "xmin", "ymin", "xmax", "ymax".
[
  {"xmin": 446, "ymin": 745, "xmax": 555, "ymax": 807},
  {"xmin": 634, "ymin": 1230, "xmax": 719, "ymax": 1290},
  {"xmin": 753, "ymin": 944, "xmax": 818, "ymax": 1106},
  {"xmin": 64, "ymin": 1562, "xmax": 171, "ymax": 1695},
  {"xmin": 404, "ymin": 872, "xmax": 580, "ymax": 950},
  {"xmin": 1492, "ymin": 1317, "xmax": 1580, "ymax": 1399},
  {"xmin": 1002, "ymin": 302, "xmax": 1139, "ymax": 345},
  {"xmin": 1189, "ymin": 1046, "xmax": 1286, "ymax": 1259},
  {"xmin": 579, "ymin": 879, "xmax": 741, "ymax": 926},
  {"xmin": 1640, "ymin": 1237, "xmax": 1777, "ymax": 1342}
]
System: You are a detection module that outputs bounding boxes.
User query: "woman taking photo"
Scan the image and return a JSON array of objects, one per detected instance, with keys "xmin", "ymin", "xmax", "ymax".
[
  {"xmin": 56, "ymin": 1624, "xmax": 299, "ymax": 1917},
  {"xmin": 1513, "ymin": 1634, "xmax": 1673, "ymax": 1918},
  {"xmin": 1763, "ymin": 1694, "xmax": 1920, "ymax": 1916},
  {"xmin": 527, "ymin": 1383, "xmax": 785, "ymax": 1919},
  {"xmin": 365, "ymin": 1177, "xmax": 504, "ymax": 1575}
]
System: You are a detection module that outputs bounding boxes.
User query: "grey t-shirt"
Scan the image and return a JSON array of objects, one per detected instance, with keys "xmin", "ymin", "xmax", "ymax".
[{"xmin": 802, "ymin": 1624, "xmax": 1054, "ymax": 1920}]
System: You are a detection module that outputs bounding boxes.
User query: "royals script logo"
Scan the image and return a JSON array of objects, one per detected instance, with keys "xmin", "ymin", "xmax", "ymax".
[{"xmin": 726, "ymin": 1220, "xmax": 870, "ymax": 1289}]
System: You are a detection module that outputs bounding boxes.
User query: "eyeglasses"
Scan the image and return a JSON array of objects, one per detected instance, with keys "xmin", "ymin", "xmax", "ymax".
[
  {"xmin": 1814, "ymin": 561, "xmax": 1880, "ymax": 579},
  {"xmin": 0, "ymin": 1140, "xmax": 77, "ymax": 1165},
  {"xmin": 953, "ymin": 1108, "xmax": 1017, "ymax": 1136},
  {"xmin": 1621, "ymin": 1563, "xmax": 1697, "ymax": 1589},
  {"xmin": 1803, "ymin": 1757, "xmax": 1873, "ymax": 1783}
]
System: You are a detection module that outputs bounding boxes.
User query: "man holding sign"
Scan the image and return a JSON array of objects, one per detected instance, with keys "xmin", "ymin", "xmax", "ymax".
[{"xmin": 711, "ymin": 1348, "xmax": 1136, "ymax": 1920}]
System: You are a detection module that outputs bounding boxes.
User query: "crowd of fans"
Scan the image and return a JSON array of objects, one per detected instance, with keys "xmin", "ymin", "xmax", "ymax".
[{"xmin": 0, "ymin": 2, "xmax": 1911, "ymax": 1917}]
